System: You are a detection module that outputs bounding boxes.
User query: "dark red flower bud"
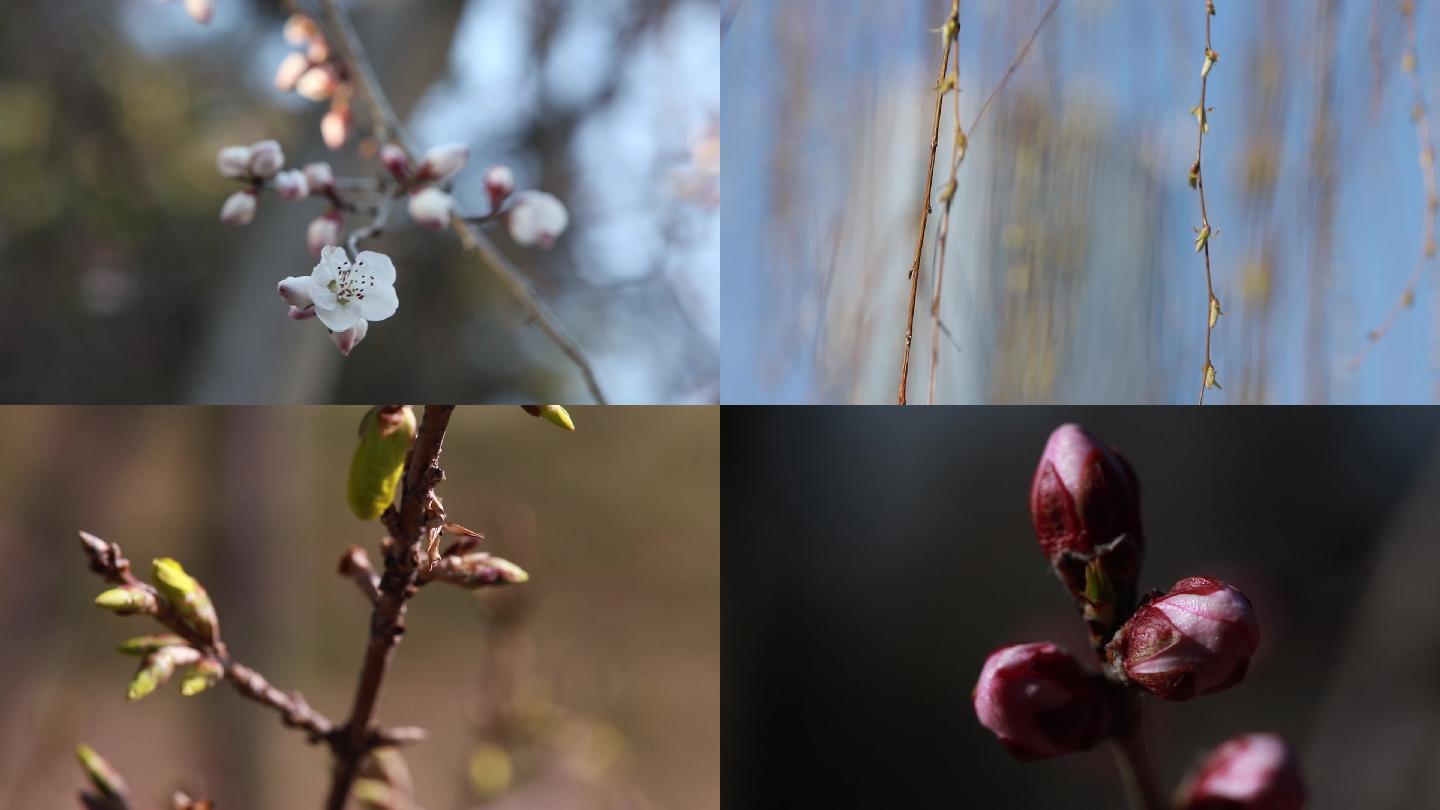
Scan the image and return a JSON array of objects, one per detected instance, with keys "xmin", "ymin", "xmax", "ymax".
[
  {"xmin": 1108, "ymin": 577, "xmax": 1259, "ymax": 701},
  {"xmin": 973, "ymin": 642, "xmax": 1115, "ymax": 760},
  {"xmin": 1030, "ymin": 424, "xmax": 1145, "ymax": 640},
  {"xmin": 1178, "ymin": 734, "xmax": 1306, "ymax": 810}
]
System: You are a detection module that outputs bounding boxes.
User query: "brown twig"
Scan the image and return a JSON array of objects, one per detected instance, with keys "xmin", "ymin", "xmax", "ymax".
[
  {"xmin": 1109, "ymin": 694, "xmax": 1164, "ymax": 810},
  {"xmin": 1352, "ymin": 0, "xmax": 1436, "ymax": 371},
  {"xmin": 927, "ymin": 2, "xmax": 964, "ymax": 405},
  {"xmin": 898, "ymin": 2, "xmax": 959, "ymax": 405},
  {"xmin": 78, "ymin": 532, "xmax": 337, "ymax": 744},
  {"xmin": 966, "ymin": 0, "xmax": 1061, "ymax": 141},
  {"xmin": 1191, "ymin": 0, "xmax": 1222, "ymax": 403},
  {"xmin": 324, "ymin": 405, "xmax": 456, "ymax": 810},
  {"xmin": 316, "ymin": 0, "xmax": 608, "ymax": 404}
]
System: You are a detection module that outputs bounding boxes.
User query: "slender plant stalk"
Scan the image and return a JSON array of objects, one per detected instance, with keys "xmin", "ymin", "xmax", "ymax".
[
  {"xmin": 1110, "ymin": 694, "xmax": 1165, "ymax": 810},
  {"xmin": 1191, "ymin": 0, "xmax": 1222, "ymax": 404},
  {"xmin": 324, "ymin": 405, "xmax": 456, "ymax": 810},
  {"xmin": 898, "ymin": 1, "xmax": 959, "ymax": 405},
  {"xmin": 317, "ymin": 0, "xmax": 608, "ymax": 404},
  {"xmin": 927, "ymin": 3, "xmax": 964, "ymax": 405},
  {"xmin": 1352, "ymin": 0, "xmax": 1436, "ymax": 371}
]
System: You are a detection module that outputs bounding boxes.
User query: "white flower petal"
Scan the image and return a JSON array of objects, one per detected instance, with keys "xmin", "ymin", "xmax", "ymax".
[
  {"xmin": 357, "ymin": 284, "xmax": 398, "ymax": 322},
  {"xmin": 315, "ymin": 302, "xmax": 361, "ymax": 332},
  {"xmin": 353, "ymin": 251, "xmax": 396, "ymax": 286}
]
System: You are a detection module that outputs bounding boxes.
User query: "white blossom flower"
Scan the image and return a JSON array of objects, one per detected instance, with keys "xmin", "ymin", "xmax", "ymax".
[
  {"xmin": 484, "ymin": 164, "xmax": 515, "ymax": 207},
  {"xmin": 306, "ymin": 214, "xmax": 340, "ymax": 256},
  {"xmin": 274, "ymin": 169, "xmax": 309, "ymax": 200},
  {"xmin": 296, "ymin": 65, "xmax": 338, "ymax": 101},
  {"xmin": 184, "ymin": 0, "xmax": 214, "ymax": 24},
  {"xmin": 407, "ymin": 187, "xmax": 452, "ymax": 230},
  {"xmin": 216, "ymin": 146, "xmax": 252, "ymax": 179},
  {"xmin": 276, "ymin": 276, "xmax": 313, "ymax": 309},
  {"xmin": 303, "ymin": 162, "xmax": 335, "ymax": 192},
  {"xmin": 248, "ymin": 140, "xmax": 284, "ymax": 179},
  {"xmin": 305, "ymin": 246, "xmax": 398, "ymax": 332},
  {"xmin": 505, "ymin": 191, "xmax": 568, "ymax": 249},
  {"xmin": 321, "ymin": 107, "xmax": 350, "ymax": 150},
  {"xmin": 220, "ymin": 190, "xmax": 257, "ymax": 225},
  {"xmin": 417, "ymin": 143, "xmax": 469, "ymax": 181},
  {"xmin": 330, "ymin": 320, "xmax": 368, "ymax": 356},
  {"xmin": 274, "ymin": 52, "xmax": 309, "ymax": 92}
]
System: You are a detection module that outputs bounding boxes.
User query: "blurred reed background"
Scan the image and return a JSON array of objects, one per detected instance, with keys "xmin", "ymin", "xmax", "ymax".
[
  {"xmin": 724, "ymin": 406, "xmax": 1440, "ymax": 808},
  {"xmin": 0, "ymin": 406, "xmax": 718, "ymax": 809},
  {"xmin": 723, "ymin": 0, "xmax": 1440, "ymax": 403},
  {"xmin": 0, "ymin": 0, "xmax": 718, "ymax": 404}
]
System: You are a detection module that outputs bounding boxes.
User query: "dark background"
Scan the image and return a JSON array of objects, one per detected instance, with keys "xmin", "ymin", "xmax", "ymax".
[{"xmin": 723, "ymin": 407, "xmax": 1440, "ymax": 808}]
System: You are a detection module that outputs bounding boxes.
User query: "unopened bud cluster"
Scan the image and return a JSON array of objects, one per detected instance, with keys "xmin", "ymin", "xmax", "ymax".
[
  {"xmin": 90, "ymin": 554, "xmax": 229, "ymax": 704},
  {"xmin": 970, "ymin": 424, "xmax": 1303, "ymax": 806},
  {"xmin": 274, "ymin": 14, "xmax": 354, "ymax": 149}
]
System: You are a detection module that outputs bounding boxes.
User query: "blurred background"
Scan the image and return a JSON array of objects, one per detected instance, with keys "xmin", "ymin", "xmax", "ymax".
[
  {"xmin": 0, "ymin": 406, "xmax": 718, "ymax": 809},
  {"xmin": 724, "ymin": 407, "xmax": 1440, "ymax": 808},
  {"xmin": 724, "ymin": 0, "xmax": 1440, "ymax": 403},
  {"xmin": 0, "ymin": 0, "xmax": 718, "ymax": 404}
]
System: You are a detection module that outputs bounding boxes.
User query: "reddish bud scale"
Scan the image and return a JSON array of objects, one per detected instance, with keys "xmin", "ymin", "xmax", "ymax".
[
  {"xmin": 1029, "ymin": 424, "xmax": 1145, "ymax": 641},
  {"xmin": 1108, "ymin": 577, "xmax": 1259, "ymax": 701},
  {"xmin": 973, "ymin": 642, "xmax": 1114, "ymax": 760},
  {"xmin": 1180, "ymin": 734, "xmax": 1306, "ymax": 810}
]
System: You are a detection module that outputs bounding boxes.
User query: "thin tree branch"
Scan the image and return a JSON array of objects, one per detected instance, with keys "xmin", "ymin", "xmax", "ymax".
[
  {"xmin": 1352, "ymin": 0, "xmax": 1435, "ymax": 372},
  {"xmin": 966, "ymin": 0, "xmax": 1061, "ymax": 141},
  {"xmin": 1192, "ymin": 0, "xmax": 1222, "ymax": 403},
  {"xmin": 78, "ymin": 532, "xmax": 337, "ymax": 744},
  {"xmin": 324, "ymin": 405, "xmax": 456, "ymax": 810},
  {"xmin": 928, "ymin": 3, "xmax": 965, "ymax": 405},
  {"xmin": 1110, "ymin": 695, "xmax": 1165, "ymax": 810},
  {"xmin": 898, "ymin": 2, "xmax": 958, "ymax": 405},
  {"xmin": 316, "ymin": 0, "xmax": 608, "ymax": 403}
]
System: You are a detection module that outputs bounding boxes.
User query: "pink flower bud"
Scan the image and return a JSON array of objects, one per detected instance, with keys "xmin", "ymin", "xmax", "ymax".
[
  {"xmin": 303, "ymin": 162, "xmax": 335, "ymax": 192},
  {"xmin": 331, "ymin": 319, "xmax": 368, "ymax": 356},
  {"xmin": 321, "ymin": 105, "xmax": 351, "ymax": 150},
  {"xmin": 306, "ymin": 212, "xmax": 341, "ymax": 257},
  {"xmin": 973, "ymin": 642, "xmax": 1114, "ymax": 760},
  {"xmin": 484, "ymin": 164, "xmax": 515, "ymax": 207},
  {"xmin": 1179, "ymin": 734, "xmax": 1306, "ymax": 810},
  {"xmin": 219, "ymin": 189, "xmax": 257, "ymax": 225},
  {"xmin": 1029, "ymin": 424, "xmax": 1144, "ymax": 629},
  {"xmin": 287, "ymin": 305, "xmax": 317, "ymax": 320},
  {"xmin": 277, "ymin": 276, "xmax": 314, "ymax": 309},
  {"xmin": 274, "ymin": 169, "xmax": 309, "ymax": 201},
  {"xmin": 505, "ymin": 190, "xmax": 569, "ymax": 249},
  {"xmin": 1108, "ymin": 577, "xmax": 1260, "ymax": 701},
  {"xmin": 283, "ymin": 14, "xmax": 319, "ymax": 46},
  {"xmin": 216, "ymin": 145, "xmax": 252, "ymax": 180},
  {"xmin": 407, "ymin": 187, "xmax": 453, "ymax": 230},
  {"xmin": 184, "ymin": 0, "xmax": 214, "ymax": 24},
  {"xmin": 380, "ymin": 144, "xmax": 410, "ymax": 181},
  {"xmin": 306, "ymin": 37, "xmax": 330, "ymax": 64},
  {"xmin": 416, "ymin": 143, "xmax": 469, "ymax": 182},
  {"xmin": 248, "ymin": 140, "xmax": 285, "ymax": 179},
  {"xmin": 296, "ymin": 65, "xmax": 338, "ymax": 102},
  {"xmin": 274, "ymin": 52, "xmax": 309, "ymax": 92}
]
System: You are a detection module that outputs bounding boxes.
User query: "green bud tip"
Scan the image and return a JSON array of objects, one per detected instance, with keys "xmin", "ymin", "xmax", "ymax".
[
  {"xmin": 180, "ymin": 659, "xmax": 223, "ymax": 697},
  {"xmin": 117, "ymin": 634, "xmax": 187, "ymax": 656},
  {"xmin": 152, "ymin": 557, "xmax": 200, "ymax": 599},
  {"xmin": 75, "ymin": 744, "xmax": 128, "ymax": 798}
]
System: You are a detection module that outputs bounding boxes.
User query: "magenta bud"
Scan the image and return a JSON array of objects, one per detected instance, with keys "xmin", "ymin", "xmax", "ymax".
[
  {"xmin": 1108, "ymin": 577, "xmax": 1259, "ymax": 701},
  {"xmin": 1030, "ymin": 424, "xmax": 1144, "ymax": 638},
  {"xmin": 1179, "ymin": 734, "xmax": 1306, "ymax": 810},
  {"xmin": 380, "ymin": 143, "xmax": 410, "ymax": 181},
  {"xmin": 973, "ymin": 642, "xmax": 1114, "ymax": 760}
]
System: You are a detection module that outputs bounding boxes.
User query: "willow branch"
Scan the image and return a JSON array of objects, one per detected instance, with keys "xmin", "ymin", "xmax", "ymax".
[
  {"xmin": 317, "ymin": 0, "xmax": 608, "ymax": 404},
  {"xmin": 1191, "ymin": 0, "xmax": 1222, "ymax": 403},
  {"xmin": 1352, "ymin": 0, "xmax": 1435, "ymax": 371},
  {"xmin": 898, "ymin": 2, "xmax": 958, "ymax": 405},
  {"xmin": 928, "ymin": 3, "xmax": 964, "ymax": 405},
  {"xmin": 323, "ymin": 405, "xmax": 456, "ymax": 810}
]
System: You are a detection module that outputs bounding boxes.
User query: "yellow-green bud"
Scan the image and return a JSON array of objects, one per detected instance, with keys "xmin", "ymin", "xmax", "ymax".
[
  {"xmin": 128, "ymin": 646, "xmax": 201, "ymax": 701},
  {"xmin": 76, "ymin": 744, "xmax": 129, "ymax": 799},
  {"xmin": 118, "ymin": 634, "xmax": 188, "ymax": 656},
  {"xmin": 180, "ymin": 657, "xmax": 224, "ymax": 697},
  {"xmin": 347, "ymin": 405, "xmax": 417, "ymax": 521},
  {"xmin": 95, "ymin": 586, "xmax": 156, "ymax": 615},
  {"xmin": 521, "ymin": 404, "xmax": 575, "ymax": 431},
  {"xmin": 152, "ymin": 558, "xmax": 219, "ymax": 645}
]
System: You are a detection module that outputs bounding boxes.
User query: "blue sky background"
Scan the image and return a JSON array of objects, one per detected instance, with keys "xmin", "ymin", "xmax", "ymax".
[{"xmin": 724, "ymin": 0, "xmax": 1440, "ymax": 403}]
